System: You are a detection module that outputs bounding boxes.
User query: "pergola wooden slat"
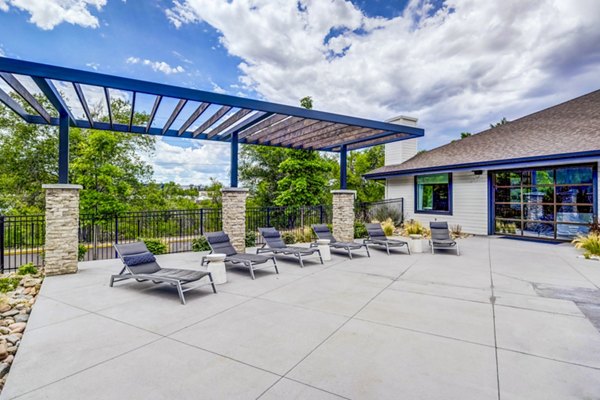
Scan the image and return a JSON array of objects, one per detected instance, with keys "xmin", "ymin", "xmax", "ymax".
[{"xmin": 0, "ymin": 57, "xmax": 424, "ymax": 188}]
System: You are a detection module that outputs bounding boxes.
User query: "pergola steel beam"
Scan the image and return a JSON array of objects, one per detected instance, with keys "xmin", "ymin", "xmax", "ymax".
[
  {"xmin": 178, "ymin": 102, "xmax": 209, "ymax": 135},
  {"xmin": 207, "ymin": 108, "xmax": 251, "ymax": 139},
  {"xmin": 238, "ymin": 114, "xmax": 288, "ymax": 140},
  {"xmin": 104, "ymin": 87, "xmax": 113, "ymax": 129},
  {"xmin": 231, "ymin": 132, "xmax": 239, "ymax": 187},
  {"xmin": 219, "ymin": 111, "xmax": 272, "ymax": 140},
  {"xmin": 146, "ymin": 95, "xmax": 162, "ymax": 133},
  {"xmin": 162, "ymin": 98, "xmax": 187, "ymax": 134},
  {"xmin": 193, "ymin": 105, "xmax": 231, "ymax": 137},
  {"xmin": 0, "ymin": 87, "xmax": 29, "ymax": 120},
  {"xmin": 128, "ymin": 92, "xmax": 136, "ymax": 130},
  {"xmin": 0, "ymin": 72, "xmax": 52, "ymax": 123},
  {"xmin": 73, "ymin": 83, "xmax": 94, "ymax": 128},
  {"xmin": 58, "ymin": 112, "xmax": 69, "ymax": 184},
  {"xmin": 340, "ymin": 145, "xmax": 348, "ymax": 189},
  {"xmin": 32, "ymin": 77, "xmax": 76, "ymax": 124}
]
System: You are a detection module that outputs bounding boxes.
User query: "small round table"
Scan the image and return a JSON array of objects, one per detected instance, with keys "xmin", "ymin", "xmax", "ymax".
[
  {"xmin": 316, "ymin": 239, "xmax": 331, "ymax": 261},
  {"xmin": 205, "ymin": 253, "xmax": 227, "ymax": 284}
]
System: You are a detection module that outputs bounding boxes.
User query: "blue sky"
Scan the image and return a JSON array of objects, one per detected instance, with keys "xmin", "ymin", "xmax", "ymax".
[{"xmin": 1, "ymin": 0, "xmax": 599, "ymax": 184}]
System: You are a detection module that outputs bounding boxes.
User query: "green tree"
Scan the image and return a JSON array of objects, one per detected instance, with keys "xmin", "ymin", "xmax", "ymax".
[
  {"xmin": 346, "ymin": 146, "xmax": 385, "ymax": 203},
  {"xmin": 239, "ymin": 146, "xmax": 289, "ymax": 206},
  {"xmin": 274, "ymin": 149, "xmax": 332, "ymax": 207},
  {"xmin": 460, "ymin": 132, "xmax": 472, "ymax": 139},
  {"xmin": 490, "ymin": 117, "xmax": 509, "ymax": 128}
]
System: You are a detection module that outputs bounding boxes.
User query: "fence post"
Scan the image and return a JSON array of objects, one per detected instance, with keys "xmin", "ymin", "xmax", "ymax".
[
  {"xmin": 266, "ymin": 207, "xmax": 271, "ymax": 227},
  {"xmin": 200, "ymin": 209, "xmax": 204, "ymax": 235},
  {"xmin": 319, "ymin": 206, "xmax": 324, "ymax": 224},
  {"xmin": 0, "ymin": 215, "xmax": 4, "ymax": 273}
]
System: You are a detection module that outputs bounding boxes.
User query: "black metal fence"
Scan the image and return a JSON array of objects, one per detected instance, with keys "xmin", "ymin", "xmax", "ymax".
[
  {"xmin": 1, "ymin": 199, "xmax": 401, "ymax": 269},
  {"xmin": 355, "ymin": 198, "xmax": 404, "ymax": 225},
  {"xmin": 0, "ymin": 214, "xmax": 45, "ymax": 272},
  {"xmin": 78, "ymin": 209, "xmax": 222, "ymax": 261},
  {"xmin": 247, "ymin": 205, "xmax": 332, "ymax": 245}
]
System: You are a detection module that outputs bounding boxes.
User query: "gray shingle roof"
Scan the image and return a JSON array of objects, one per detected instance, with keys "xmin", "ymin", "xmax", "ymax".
[{"xmin": 365, "ymin": 89, "xmax": 600, "ymax": 177}]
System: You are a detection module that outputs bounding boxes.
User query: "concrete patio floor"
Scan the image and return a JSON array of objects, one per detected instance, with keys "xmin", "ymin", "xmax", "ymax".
[{"xmin": 2, "ymin": 236, "xmax": 600, "ymax": 399}]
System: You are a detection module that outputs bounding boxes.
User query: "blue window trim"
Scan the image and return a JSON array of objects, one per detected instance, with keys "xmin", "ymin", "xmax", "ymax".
[{"xmin": 414, "ymin": 173, "xmax": 453, "ymax": 216}]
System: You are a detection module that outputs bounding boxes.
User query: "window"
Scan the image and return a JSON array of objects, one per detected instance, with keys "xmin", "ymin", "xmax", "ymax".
[
  {"xmin": 415, "ymin": 173, "xmax": 452, "ymax": 214},
  {"xmin": 492, "ymin": 164, "xmax": 596, "ymax": 240}
]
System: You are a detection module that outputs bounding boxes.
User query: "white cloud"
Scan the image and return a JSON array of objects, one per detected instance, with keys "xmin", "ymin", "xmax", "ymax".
[
  {"xmin": 126, "ymin": 56, "xmax": 185, "ymax": 75},
  {"xmin": 143, "ymin": 138, "xmax": 230, "ymax": 184},
  {"xmin": 86, "ymin": 62, "xmax": 99, "ymax": 70},
  {"xmin": 0, "ymin": 0, "xmax": 106, "ymax": 30},
  {"xmin": 166, "ymin": 0, "xmax": 600, "ymax": 149}
]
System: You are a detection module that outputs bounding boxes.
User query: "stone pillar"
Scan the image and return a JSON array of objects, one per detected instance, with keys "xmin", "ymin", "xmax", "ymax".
[
  {"xmin": 42, "ymin": 184, "xmax": 82, "ymax": 275},
  {"xmin": 331, "ymin": 189, "xmax": 356, "ymax": 242},
  {"xmin": 221, "ymin": 188, "xmax": 249, "ymax": 252}
]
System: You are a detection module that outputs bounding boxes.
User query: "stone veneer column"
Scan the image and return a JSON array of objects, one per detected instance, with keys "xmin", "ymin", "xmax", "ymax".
[
  {"xmin": 331, "ymin": 189, "xmax": 356, "ymax": 242},
  {"xmin": 42, "ymin": 184, "xmax": 82, "ymax": 275},
  {"xmin": 221, "ymin": 187, "xmax": 249, "ymax": 252}
]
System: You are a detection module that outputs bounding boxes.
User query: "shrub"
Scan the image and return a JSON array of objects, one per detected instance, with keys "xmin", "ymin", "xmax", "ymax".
[
  {"xmin": 451, "ymin": 224, "xmax": 462, "ymax": 238},
  {"xmin": 17, "ymin": 263, "xmax": 38, "ymax": 276},
  {"xmin": 294, "ymin": 226, "xmax": 314, "ymax": 243},
  {"xmin": 371, "ymin": 204, "xmax": 403, "ymax": 226},
  {"xmin": 192, "ymin": 236, "xmax": 211, "ymax": 252},
  {"xmin": 78, "ymin": 244, "xmax": 88, "ymax": 261},
  {"xmin": 0, "ymin": 277, "xmax": 21, "ymax": 293},
  {"xmin": 142, "ymin": 238, "xmax": 168, "ymax": 255},
  {"xmin": 382, "ymin": 218, "xmax": 395, "ymax": 236},
  {"xmin": 572, "ymin": 233, "xmax": 600, "ymax": 258},
  {"xmin": 354, "ymin": 221, "xmax": 368, "ymax": 239},
  {"xmin": 282, "ymin": 232, "xmax": 296, "ymax": 244},
  {"xmin": 404, "ymin": 219, "xmax": 424, "ymax": 235},
  {"xmin": 245, "ymin": 231, "xmax": 256, "ymax": 247}
]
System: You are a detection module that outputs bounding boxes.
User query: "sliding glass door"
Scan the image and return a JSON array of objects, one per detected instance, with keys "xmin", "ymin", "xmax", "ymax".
[{"xmin": 492, "ymin": 164, "xmax": 596, "ymax": 240}]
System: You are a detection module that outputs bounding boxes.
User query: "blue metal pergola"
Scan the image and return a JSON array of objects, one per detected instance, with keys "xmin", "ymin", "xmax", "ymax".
[{"xmin": 0, "ymin": 57, "xmax": 424, "ymax": 188}]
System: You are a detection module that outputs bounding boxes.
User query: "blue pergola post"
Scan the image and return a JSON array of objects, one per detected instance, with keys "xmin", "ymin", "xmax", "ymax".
[
  {"xmin": 58, "ymin": 112, "xmax": 69, "ymax": 184},
  {"xmin": 340, "ymin": 144, "xmax": 347, "ymax": 190},
  {"xmin": 230, "ymin": 131, "xmax": 239, "ymax": 187}
]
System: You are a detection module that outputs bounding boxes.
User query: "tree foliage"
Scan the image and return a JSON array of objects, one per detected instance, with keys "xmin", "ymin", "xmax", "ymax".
[{"xmin": 490, "ymin": 117, "xmax": 509, "ymax": 128}]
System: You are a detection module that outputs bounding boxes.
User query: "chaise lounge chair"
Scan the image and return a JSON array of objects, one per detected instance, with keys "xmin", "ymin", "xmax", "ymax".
[
  {"xmin": 364, "ymin": 223, "xmax": 411, "ymax": 255},
  {"xmin": 429, "ymin": 221, "xmax": 460, "ymax": 255},
  {"xmin": 110, "ymin": 242, "xmax": 216, "ymax": 305},
  {"xmin": 311, "ymin": 224, "xmax": 370, "ymax": 259},
  {"xmin": 202, "ymin": 231, "xmax": 279, "ymax": 279},
  {"xmin": 257, "ymin": 227, "xmax": 323, "ymax": 267}
]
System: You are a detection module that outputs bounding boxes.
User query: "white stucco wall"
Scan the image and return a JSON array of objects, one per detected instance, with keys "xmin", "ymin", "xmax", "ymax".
[{"xmin": 386, "ymin": 171, "xmax": 489, "ymax": 235}]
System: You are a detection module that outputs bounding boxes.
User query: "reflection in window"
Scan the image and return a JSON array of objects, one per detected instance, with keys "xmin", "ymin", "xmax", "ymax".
[{"xmin": 415, "ymin": 173, "xmax": 451, "ymax": 213}]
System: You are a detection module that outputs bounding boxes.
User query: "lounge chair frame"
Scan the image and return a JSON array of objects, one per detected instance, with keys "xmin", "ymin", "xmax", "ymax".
[
  {"xmin": 256, "ymin": 227, "xmax": 324, "ymax": 267},
  {"xmin": 310, "ymin": 224, "xmax": 370, "ymax": 259},
  {"xmin": 202, "ymin": 231, "xmax": 279, "ymax": 279},
  {"xmin": 429, "ymin": 222, "xmax": 460, "ymax": 255},
  {"xmin": 110, "ymin": 242, "xmax": 217, "ymax": 305},
  {"xmin": 363, "ymin": 223, "xmax": 411, "ymax": 255}
]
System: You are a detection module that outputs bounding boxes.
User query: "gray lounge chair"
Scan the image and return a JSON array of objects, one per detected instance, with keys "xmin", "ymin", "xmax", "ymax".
[
  {"xmin": 364, "ymin": 223, "xmax": 410, "ymax": 255},
  {"xmin": 202, "ymin": 231, "xmax": 279, "ymax": 279},
  {"xmin": 257, "ymin": 227, "xmax": 323, "ymax": 267},
  {"xmin": 111, "ymin": 242, "xmax": 216, "ymax": 305},
  {"xmin": 429, "ymin": 222, "xmax": 460, "ymax": 255},
  {"xmin": 311, "ymin": 224, "xmax": 370, "ymax": 259}
]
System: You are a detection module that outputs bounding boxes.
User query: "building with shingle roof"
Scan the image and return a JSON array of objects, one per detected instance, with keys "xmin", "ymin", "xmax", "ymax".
[{"xmin": 365, "ymin": 90, "xmax": 600, "ymax": 240}]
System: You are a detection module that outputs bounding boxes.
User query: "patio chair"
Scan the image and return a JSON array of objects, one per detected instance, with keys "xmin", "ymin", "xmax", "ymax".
[
  {"xmin": 429, "ymin": 222, "xmax": 460, "ymax": 255},
  {"xmin": 202, "ymin": 231, "xmax": 279, "ymax": 279},
  {"xmin": 311, "ymin": 224, "xmax": 370, "ymax": 259},
  {"xmin": 257, "ymin": 227, "xmax": 324, "ymax": 267},
  {"xmin": 110, "ymin": 242, "xmax": 216, "ymax": 305},
  {"xmin": 364, "ymin": 223, "xmax": 410, "ymax": 255}
]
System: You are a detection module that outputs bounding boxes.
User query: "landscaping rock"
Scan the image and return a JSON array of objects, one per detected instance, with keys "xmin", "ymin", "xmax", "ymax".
[
  {"xmin": 0, "ymin": 363, "xmax": 9, "ymax": 378},
  {"xmin": 0, "ymin": 343, "xmax": 7, "ymax": 360},
  {"xmin": 14, "ymin": 314, "xmax": 28, "ymax": 323},
  {"xmin": 8, "ymin": 322, "xmax": 26, "ymax": 334},
  {"xmin": 1, "ymin": 310, "xmax": 18, "ymax": 318},
  {"xmin": 0, "ymin": 328, "xmax": 9, "ymax": 336},
  {"xmin": 3, "ymin": 355, "xmax": 13, "ymax": 365},
  {"xmin": 5, "ymin": 335, "xmax": 20, "ymax": 345},
  {"xmin": 0, "ymin": 305, "xmax": 10, "ymax": 314},
  {"xmin": 22, "ymin": 278, "xmax": 41, "ymax": 288}
]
